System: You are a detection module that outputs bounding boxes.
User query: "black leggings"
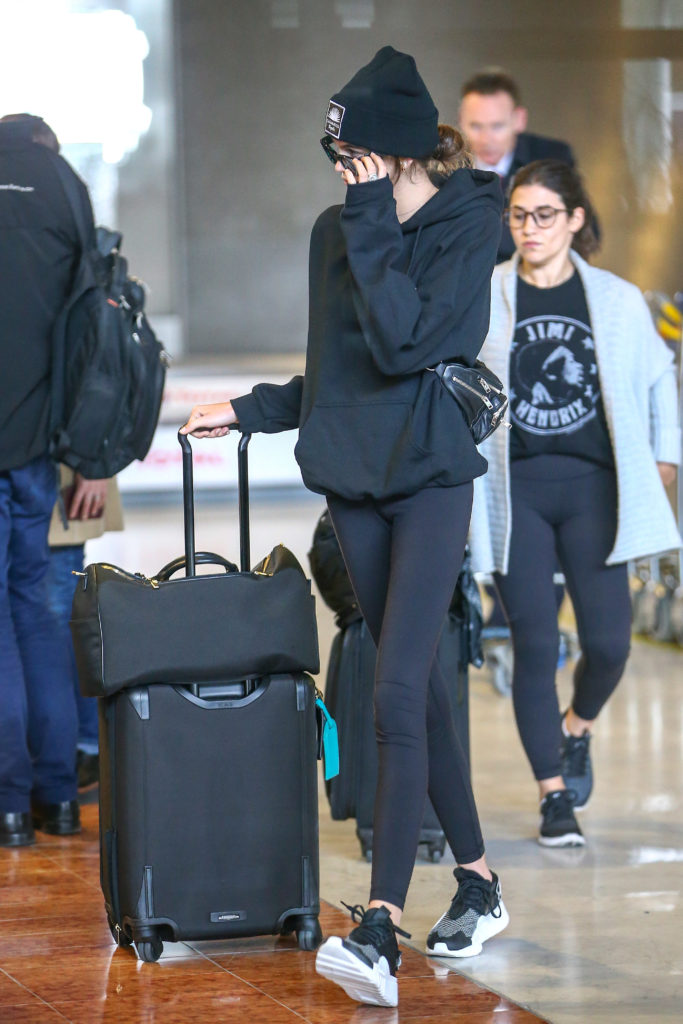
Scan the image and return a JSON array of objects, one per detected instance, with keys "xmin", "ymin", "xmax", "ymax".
[
  {"xmin": 494, "ymin": 457, "xmax": 632, "ymax": 782},
  {"xmin": 327, "ymin": 484, "xmax": 484, "ymax": 910}
]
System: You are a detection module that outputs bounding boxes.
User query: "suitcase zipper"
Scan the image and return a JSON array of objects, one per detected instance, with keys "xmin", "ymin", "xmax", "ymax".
[
  {"xmin": 97, "ymin": 565, "xmax": 161, "ymax": 589},
  {"xmin": 134, "ymin": 573, "xmax": 160, "ymax": 589},
  {"xmin": 72, "ymin": 567, "xmax": 160, "ymax": 591}
]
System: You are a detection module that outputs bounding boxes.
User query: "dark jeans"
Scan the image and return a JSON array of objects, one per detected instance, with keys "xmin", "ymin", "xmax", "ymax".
[
  {"xmin": 328, "ymin": 483, "xmax": 484, "ymax": 911},
  {"xmin": 494, "ymin": 457, "xmax": 631, "ymax": 782},
  {"xmin": 46, "ymin": 544, "xmax": 98, "ymax": 754},
  {"xmin": 0, "ymin": 454, "xmax": 78, "ymax": 812}
]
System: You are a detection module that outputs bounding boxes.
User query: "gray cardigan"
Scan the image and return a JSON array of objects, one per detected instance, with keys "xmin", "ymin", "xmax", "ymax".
[{"xmin": 469, "ymin": 252, "xmax": 681, "ymax": 574}]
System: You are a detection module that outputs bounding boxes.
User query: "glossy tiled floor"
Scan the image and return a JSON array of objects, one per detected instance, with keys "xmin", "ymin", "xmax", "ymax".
[
  {"xmin": 0, "ymin": 826, "xmax": 540, "ymax": 1023},
  {"xmin": 2, "ymin": 491, "xmax": 681, "ymax": 1022}
]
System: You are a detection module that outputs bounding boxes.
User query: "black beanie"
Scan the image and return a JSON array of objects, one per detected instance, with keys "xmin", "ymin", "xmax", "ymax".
[{"xmin": 324, "ymin": 46, "xmax": 439, "ymax": 158}]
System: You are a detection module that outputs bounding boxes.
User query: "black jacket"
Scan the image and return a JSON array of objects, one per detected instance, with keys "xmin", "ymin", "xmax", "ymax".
[
  {"xmin": 496, "ymin": 131, "xmax": 575, "ymax": 263},
  {"xmin": 0, "ymin": 124, "xmax": 93, "ymax": 471},
  {"xmin": 232, "ymin": 169, "xmax": 502, "ymax": 501}
]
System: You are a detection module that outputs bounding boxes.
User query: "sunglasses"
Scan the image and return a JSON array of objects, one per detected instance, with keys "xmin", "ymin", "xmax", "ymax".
[{"xmin": 320, "ymin": 135, "xmax": 371, "ymax": 172}]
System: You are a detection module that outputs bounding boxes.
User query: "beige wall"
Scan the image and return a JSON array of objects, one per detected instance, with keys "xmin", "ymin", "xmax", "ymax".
[{"xmin": 173, "ymin": 0, "xmax": 683, "ymax": 354}]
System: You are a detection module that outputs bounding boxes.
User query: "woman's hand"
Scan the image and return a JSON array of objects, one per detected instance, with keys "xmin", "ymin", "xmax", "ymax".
[
  {"xmin": 69, "ymin": 475, "xmax": 108, "ymax": 520},
  {"xmin": 180, "ymin": 401, "xmax": 237, "ymax": 438},
  {"xmin": 657, "ymin": 462, "xmax": 677, "ymax": 488},
  {"xmin": 341, "ymin": 152, "xmax": 388, "ymax": 187}
]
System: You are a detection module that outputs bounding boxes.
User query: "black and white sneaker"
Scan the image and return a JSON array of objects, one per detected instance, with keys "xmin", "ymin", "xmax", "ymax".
[
  {"xmin": 426, "ymin": 868, "xmax": 509, "ymax": 958},
  {"xmin": 315, "ymin": 903, "xmax": 410, "ymax": 1007},
  {"xmin": 560, "ymin": 726, "xmax": 593, "ymax": 810},
  {"xmin": 539, "ymin": 789, "xmax": 585, "ymax": 847}
]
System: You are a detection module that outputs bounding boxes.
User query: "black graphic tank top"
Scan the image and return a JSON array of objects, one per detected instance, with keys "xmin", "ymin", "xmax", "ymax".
[{"xmin": 509, "ymin": 272, "xmax": 614, "ymax": 467}]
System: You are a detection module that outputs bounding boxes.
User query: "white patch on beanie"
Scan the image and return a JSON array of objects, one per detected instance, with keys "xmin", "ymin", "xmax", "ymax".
[{"xmin": 325, "ymin": 101, "xmax": 345, "ymax": 139}]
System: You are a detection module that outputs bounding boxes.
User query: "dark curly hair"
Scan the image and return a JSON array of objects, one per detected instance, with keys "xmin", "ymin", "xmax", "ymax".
[{"xmin": 508, "ymin": 159, "xmax": 600, "ymax": 259}]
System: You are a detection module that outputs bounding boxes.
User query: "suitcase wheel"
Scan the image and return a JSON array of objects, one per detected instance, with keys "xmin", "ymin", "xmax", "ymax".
[
  {"xmin": 296, "ymin": 916, "xmax": 323, "ymax": 951},
  {"xmin": 283, "ymin": 915, "xmax": 323, "ymax": 951},
  {"xmin": 136, "ymin": 935, "xmax": 163, "ymax": 963}
]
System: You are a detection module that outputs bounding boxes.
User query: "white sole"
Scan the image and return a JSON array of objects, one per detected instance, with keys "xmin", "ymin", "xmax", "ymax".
[
  {"xmin": 426, "ymin": 899, "xmax": 510, "ymax": 958},
  {"xmin": 538, "ymin": 832, "xmax": 585, "ymax": 847},
  {"xmin": 315, "ymin": 936, "xmax": 398, "ymax": 1007}
]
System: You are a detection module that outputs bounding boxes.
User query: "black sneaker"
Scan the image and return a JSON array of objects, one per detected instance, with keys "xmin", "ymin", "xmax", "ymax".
[
  {"xmin": 539, "ymin": 789, "xmax": 585, "ymax": 847},
  {"xmin": 560, "ymin": 727, "xmax": 593, "ymax": 810},
  {"xmin": 426, "ymin": 868, "xmax": 509, "ymax": 958},
  {"xmin": 315, "ymin": 904, "xmax": 410, "ymax": 1007}
]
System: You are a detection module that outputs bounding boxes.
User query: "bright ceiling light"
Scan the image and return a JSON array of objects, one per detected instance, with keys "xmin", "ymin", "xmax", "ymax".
[{"xmin": 0, "ymin": 1, "xmax": 152, "ymax": 163}]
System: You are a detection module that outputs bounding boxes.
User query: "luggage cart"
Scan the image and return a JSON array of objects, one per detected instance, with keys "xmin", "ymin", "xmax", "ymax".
[{"xmin": 633, "ymin": 292, "xmax": 683, "ymax": 645}]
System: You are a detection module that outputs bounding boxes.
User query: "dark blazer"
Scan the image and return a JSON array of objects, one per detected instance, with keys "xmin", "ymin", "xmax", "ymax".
[{"xmin": 496, "ymin": 131, "xmax": 575, "ymax": 263}]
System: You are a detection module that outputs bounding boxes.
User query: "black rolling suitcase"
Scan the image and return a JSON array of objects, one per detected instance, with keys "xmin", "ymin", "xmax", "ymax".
[
  {"xmin": 309, "ymin": 512, "xmax": 479, "ymax": 862},
  {"xmin": 86, "ymin": 433, "xmax": 323, "ymax": 960}
]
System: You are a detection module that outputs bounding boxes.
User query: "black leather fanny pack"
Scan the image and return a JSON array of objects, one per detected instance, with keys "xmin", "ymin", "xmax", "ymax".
[{"xmin": 429, "ymin": 359, "xmax": 509, "ymax": 445}]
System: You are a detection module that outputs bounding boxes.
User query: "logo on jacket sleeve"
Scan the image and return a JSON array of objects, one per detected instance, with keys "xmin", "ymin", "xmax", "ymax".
[{"xmin": 325, "ymin": 101, "xmax": 345, "ymax": 138}]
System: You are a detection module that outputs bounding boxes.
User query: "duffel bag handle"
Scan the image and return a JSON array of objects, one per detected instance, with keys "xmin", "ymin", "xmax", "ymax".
[
  {"xmin": 156, "ymin": 551, "xmax": 239, "ymax": 582},
  {"xmin": 177, "ymin": 428, "xmax": 252, "ymax": 575}
]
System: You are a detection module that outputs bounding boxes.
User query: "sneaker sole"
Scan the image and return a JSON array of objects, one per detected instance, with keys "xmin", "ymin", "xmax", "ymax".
[
  {"xmin": 315, "ymin": 936, "xmax": 398, "ymax": 1007},
  {"xmin": 426, "ymin": 899, "xmax": 510, "ymax": 958},
  {"xmin": 538, "ymin": 832, "xmax": 585, "ymax": 847}
]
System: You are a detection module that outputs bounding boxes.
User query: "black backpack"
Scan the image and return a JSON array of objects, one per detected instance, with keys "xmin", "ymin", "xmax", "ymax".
[{"xmin": 50, "ymin": 161, "xmax": 168, "ymax": 479}]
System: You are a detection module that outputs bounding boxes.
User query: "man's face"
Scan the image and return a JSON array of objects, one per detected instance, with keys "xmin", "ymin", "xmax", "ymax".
[{"xmin": 459, "ymin": 91, "xmax": 527, "ymax": 167}]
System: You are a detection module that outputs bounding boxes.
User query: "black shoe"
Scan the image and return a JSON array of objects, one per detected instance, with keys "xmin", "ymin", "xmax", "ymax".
[
  {"xmin": 315, "ymin": 904, "xmax": 410, "ymax": 1007},
  {"xmin": 560, "ymin": 725, "xmax": 593, "ymax": 810},
  {"xmin": 31, "ymin": 799, "xmax": 81, "ymax": 836},
  {"xmin": 0, "ymin": 812, "xmax": 36, "ymax": 848},
  {"xmin": 426, "ymin": 868, "xmax": 509, "ymax": 957},
  {"xmin": 76, "ymin": 751, "xmax": 99, "ymax": 790},
  {"xmin": 539, "ymin": 790, "xmax": 585, "ymax": 847}
]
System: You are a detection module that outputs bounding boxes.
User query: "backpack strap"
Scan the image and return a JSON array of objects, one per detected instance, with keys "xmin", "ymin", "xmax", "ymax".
[
  {"xmin": 49, "ymin": 153, "xmax": 96, "ymax": 252},
  {"xmin": 48, "ymin": 156, "xmax": 97, "ymax": 457}
]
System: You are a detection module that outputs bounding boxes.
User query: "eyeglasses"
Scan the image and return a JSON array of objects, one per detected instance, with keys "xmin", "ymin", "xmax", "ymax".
[
  {"xmin": 504, "ymin": 206, "xmax": 569, "ymax": 229},
  {"xmin": 320, "ymin": 135, "xmax": 370, "ymax": 172}
]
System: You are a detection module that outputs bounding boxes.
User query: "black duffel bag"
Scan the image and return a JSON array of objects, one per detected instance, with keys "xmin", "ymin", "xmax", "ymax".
[{"xmin": 71, "ymin": 432, "xmax": 320, "ymax": 698}]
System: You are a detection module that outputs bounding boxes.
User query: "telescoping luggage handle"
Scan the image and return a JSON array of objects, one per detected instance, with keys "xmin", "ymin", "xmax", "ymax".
[{"xmin": 177, "ymin": 428, "xmax": 252, "ymax": 576}]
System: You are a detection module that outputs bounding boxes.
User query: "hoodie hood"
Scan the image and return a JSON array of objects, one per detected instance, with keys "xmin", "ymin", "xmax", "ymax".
[{"xmin": 401, "ymin": 167, "xmax": 503, "ymax": 233}]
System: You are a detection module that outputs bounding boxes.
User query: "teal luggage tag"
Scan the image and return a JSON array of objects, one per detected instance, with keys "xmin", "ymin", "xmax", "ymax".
[{"xmin": 315, "ymin": 695, "xmax": 339, "ymax": 781}]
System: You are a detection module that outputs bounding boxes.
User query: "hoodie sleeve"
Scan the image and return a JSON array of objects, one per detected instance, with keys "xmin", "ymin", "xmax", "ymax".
[
  {"xmin": 230, "ymin": 376, "xmax": 303, "ymax": 433},
  {"xmin": 340, "ymin": 177, "xmax": 502, "ymax": 376}
]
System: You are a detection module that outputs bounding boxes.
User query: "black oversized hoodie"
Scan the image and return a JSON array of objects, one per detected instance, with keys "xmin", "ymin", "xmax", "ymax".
[{"xmin": 231, "ymin": 168, "xmax": 503, "ymax": 500}]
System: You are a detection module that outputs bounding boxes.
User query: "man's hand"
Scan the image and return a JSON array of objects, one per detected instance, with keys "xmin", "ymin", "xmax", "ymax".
[
  {"xmin": 69, "ymin": 475, "xmax": 108, "ymax": 520},
  {"xmin": 657, "ymin": 462, "xmax": 677, "ymax": 489}
]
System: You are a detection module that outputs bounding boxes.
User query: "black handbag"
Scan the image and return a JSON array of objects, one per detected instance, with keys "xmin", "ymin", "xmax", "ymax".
[
  {"xmin": 429, "ymin": 359, "xmax": 508, "ymax": 444},
  {"xmin": 70, "ymin": 432, "xmax": 320, "ymax": 698}
]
